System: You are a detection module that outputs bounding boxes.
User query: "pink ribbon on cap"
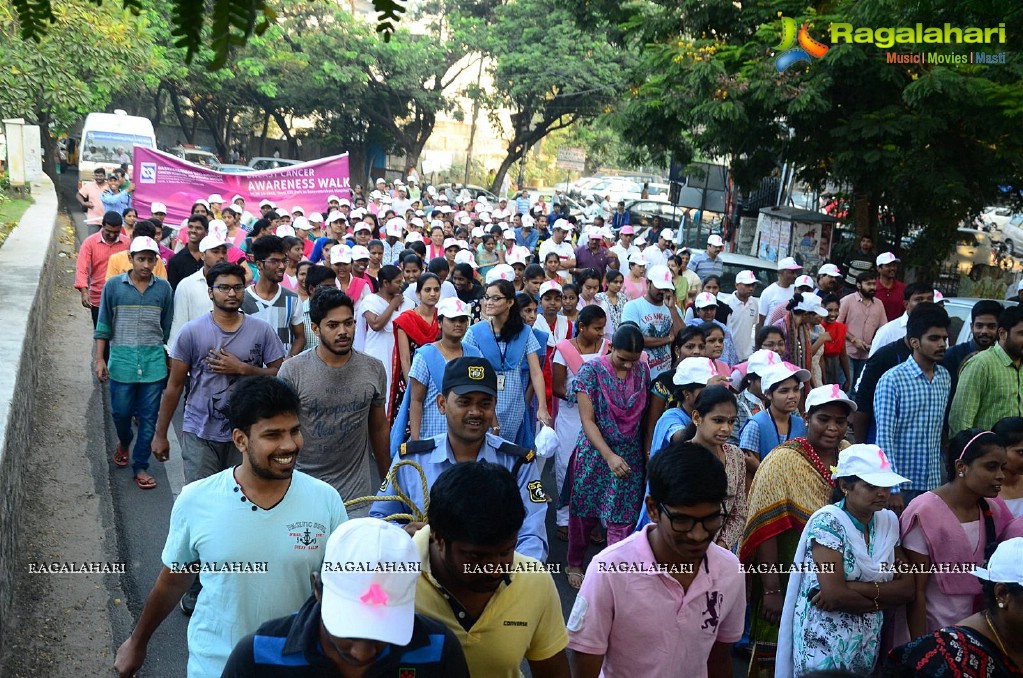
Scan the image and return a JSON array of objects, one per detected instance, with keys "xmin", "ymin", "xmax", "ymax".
[
  {"xmin": 877, "ymin": 448, "xmax": 892, "ymax": 470},
  {"xmin": 766, "ymin": 352, "xmax": 777, "ymax": 366},
  {"xmin": 360, "ymin": 583, "xmax": 389, "ymax": 607},
  {"xmin": 831, "ymin": 384, "xmax": 842, "ymax": 398}
]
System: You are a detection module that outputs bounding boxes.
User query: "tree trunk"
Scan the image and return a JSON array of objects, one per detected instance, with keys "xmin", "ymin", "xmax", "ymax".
[
  {"xmin": 36, "ymin": 109, "xmax": 58, "ymax": 185},
  {"xmin": 168, "ymin": 90, "xmax": 193, "ymax": 146},
  {"xmin": 258, "ymin": 110, "xmax": 270, "ymax": 156}
]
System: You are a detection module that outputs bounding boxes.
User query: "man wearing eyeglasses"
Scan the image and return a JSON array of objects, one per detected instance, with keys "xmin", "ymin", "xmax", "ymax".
[
  {"xmin": 567, "ymin": 442, "xmax": 744, "ymax": 678},
  {"xmin": 152, "ymin": 261, "xmax": 287, "ymax": 615},
  {"xmin": 241, "ymin": 234, "xmax": 307, "ymax": 357}
]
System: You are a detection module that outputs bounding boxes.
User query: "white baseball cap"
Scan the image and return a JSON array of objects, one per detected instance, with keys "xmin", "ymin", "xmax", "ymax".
[
  {"xmin": 795, "ymin": 274, "xmax": 815, "ymax": 289},
  {"xmin": 129, "ymin": 236, "xmax": 160, "ymax": 254},
  {"xmin": 458, "ymin": 216, "xmax": 472, "ymax": 226},
  {"xmin": 454, "ymin": 250, "xmax": 478, "ymax": 268},
  {"xmin": 818, "ymin": 263, "xmax": 842, "ymax": 277},
  {"xmin": 220, "ymin": 204, "xmax": 240, "ymax": 216},
  {"xmin": 207, "ymin": 193, "xmax": 224, "ymax": 204},
  {"xmin": 353, "ymin": 221, "xmax": 372, "ymax": 233},
  {"xmin": 707, "ymin": 234, "xmax": 724, "ymax": 247},
  {"xmin": 833, "ymin": 444, "xmax": 909, "ymax": 488},
  {"xmin": 327, "ymin": 194, "xmax": 341, "ymax": 203},
  {"xmin": 385, "ymin": 218, "xmax": 406, "ymax": 238},
  {"xmin": 350, "ymin": 208, "xmax": 367, "ymax": 219},
  {"xmin": 292, "ymin": 216, "xmax": 311, "ymax": 231},
  {"xmin": 521, "ymin": 214, "xmax": 535, "ymax": 228},
  {"xmin": 471, "ymin": 226, "xmax": 485, "ymax": 238},
  {"xmin": 805, "ymin": 383, "xmax": 857, "ymax": 413},
  {"xmin": 275, "ymin": 225, "xmax": 296, "ymax": 238},
  {"xmin": 647, "ymin": 264, "xmax": 674, "ymax": 290},
  {"xmin": 552, "ymin": 219, "xmax": 570, "ymax": 231},
  {"xmin": 291, "ymin": 205, "xmax": 305, "ymax": 215},
  {"xmin": 351, "ymin": 245, "xmax": 371, "ymax": 261},
  {"xmin": 659, "ymin": 228, "xmax": 674, "ymax": 241},
  {"xmin": 933, "ymin": 289, "xmax": 945, "ymax": 303},
  {"xmin": 673, "ymin": 357, "xmax": 716, "ymax": 386},
  {"xmin": 330, "ymin": 245, "xmax": 353, "ymax": 264},
  {"xmin": 325, "ymin": 211, "xmax": 346, "ymax": 226},
  {"xmin": 208, "ymin": 219, "xmax": 228, "ymax": 241},
  {"xmin": 405, "ymin": 232, "xmax": 424, "ymax": 244},
  {"xmin": 259, "ymin": 199, "xmax": 275, "ymax": 208},
  {"xmin": 628, "ymin": 251, "xmax": 648, "ymax": 266},
  {"xmin": 456, "ymin": 239, "xmax": 470, "ymax": 251},
  {"xmin": 694, "ymin": 292, "xmax": 719, "ymax": 308},
  {"xmin": 974, "ymin": 537, "xmax": 1023, "ymax": 585},
  {"xmin": 795, "ymin": 293, "xmax": 828, "ymax": 316},
  {"xmin": 502, "ymin": 229, "xmax": 516, "ymax": 240},
  {"xmin": 199, "ymin": 235, "xmax": 227, "ymax": 253},
  {"xmin": 443, "ymin": 238, "xmax": 459, "ymax": 250},
  {"xmin": 231, "ymin": 194, "xmax": 245, "ymax": 204},
  {"xmin": 409, "ymin": 217, "xmax": 425, "ymax": 229},
  {"xmin": 746, "ymin": 349, "xmax": 784, "ymax": 378},
  {"xmin": 735, "ymin": 270, "xmax": 758, "ymax": 285},
  {"xmin": 150, "ymin": 201, "xmax": 167, "ymax": 215},
  {"xmin": 587, "ymin": 229, "xmax": 602, "ymax": 240},
  {"xmin": 538, "ymin": 281, "xmax": 563, "ymax": 298},
  {"xmin": 876, "ymin": 252, "xmax": 900, "ymax": 266},
  {"xmin": 761, "ymin": 363, "xmax": 811, "ymax": 393},
  {"xmin": 506, "ymin": 250, "xmax": 528, "ymax": 267},
  {"xmin": 437, "ymin": 297, "xmax": 472, "ymax": 319},
  {"xmin": 308, "ymin": 212, "xmax": 324, "ymax": 224},
  {"xmin": 338, "ymin": 198, "xmax": 352, "ymax": 208},
  {"xmin": 485, "ymin": 264, "xmax": 516, "ymax": 284},
  {"xmin": 375, "ymin": 177, "xmax": 386, "ymax": 185},
  {"xmin": 636, "ymin": 236, "xmax": 648, "ymax": 246},
  {"xmin": 319, "ymin": 518, "xmax": 420, "ymax": 645},
  {"xmin": 778, "ymin": 256, "xmax": 803, "ymax": 270}
]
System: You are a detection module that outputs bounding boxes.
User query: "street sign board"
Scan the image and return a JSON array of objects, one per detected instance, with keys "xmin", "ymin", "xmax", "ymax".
[{"xmin": 556, "ymin": 147, "xmax": 586, "ymax": 171}]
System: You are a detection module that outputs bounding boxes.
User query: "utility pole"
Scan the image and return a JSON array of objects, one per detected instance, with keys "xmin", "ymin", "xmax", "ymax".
[{"xmin": 464, "ymin": 56, "xmax": 484, "ymax": 186}]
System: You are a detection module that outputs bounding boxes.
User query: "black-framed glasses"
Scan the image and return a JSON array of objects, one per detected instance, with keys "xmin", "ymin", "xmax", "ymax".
[
  {"xmin": 483, "ymin": 295, "xmax": 507, "ymax": 303},
  {"xmin": 211, "ymin": 284, "xmax": 246, "ymax": 294},
  {"xmin": 657, "ymin": 503, "xmax": 726, "ymax": 534},
  {"xmin": 261, "ymin": 258, "xmax": 287, "ymax": 266}
]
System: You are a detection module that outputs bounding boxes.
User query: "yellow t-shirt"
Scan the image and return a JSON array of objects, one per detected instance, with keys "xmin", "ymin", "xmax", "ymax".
[
  {"xmin": 412, "ymin": 526, "xmax": 568, "ymax": 678},
  {"xmin": 105, "ymin": 250, "xmax": 168, "ymax": 280}
]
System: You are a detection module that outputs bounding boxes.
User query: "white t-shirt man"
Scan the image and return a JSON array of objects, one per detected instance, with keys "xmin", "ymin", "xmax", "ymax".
[
  {"xmin": 724, "ymin": 292, "xmax": 760, "ymax": 362},
  {"xmin": 538, "ymin": 238, "xmax": 576, "ymax": 283},
  {"xmin": 643, "ymin": 244, "xmax": 670, "ymax": 269},
  {"xmin": 758, "ymin": 282, "xmax": 795, "ymax": 321}
]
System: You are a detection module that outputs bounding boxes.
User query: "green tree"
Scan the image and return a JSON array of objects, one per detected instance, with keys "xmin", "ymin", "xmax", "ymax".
[
  {"xmin": 575, "ymin": 0, "xmax": 1023, "ymax": 276},
  {"xmin": 479, "ymin": 0, "xmax": 626, "ymax": 194},
  {"xmin": 0, "ymin": 0, "xmax": 156, "ymax": 178}
]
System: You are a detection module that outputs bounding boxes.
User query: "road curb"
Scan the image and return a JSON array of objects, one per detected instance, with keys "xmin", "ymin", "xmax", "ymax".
[{"xmin": 0, "ymin": 176, "xmax": 60, "ymax": 660}]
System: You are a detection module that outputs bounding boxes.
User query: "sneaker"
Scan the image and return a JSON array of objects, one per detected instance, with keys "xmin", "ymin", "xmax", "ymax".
[{"xmin": 179, "ymin": 589, "xmax": 198, "ymax": 616}]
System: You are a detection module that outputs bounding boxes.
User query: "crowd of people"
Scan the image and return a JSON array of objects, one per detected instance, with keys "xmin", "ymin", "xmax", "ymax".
[{"xmin": 72, "ymin": 173, "xmax": 1023, "ymax": 677}]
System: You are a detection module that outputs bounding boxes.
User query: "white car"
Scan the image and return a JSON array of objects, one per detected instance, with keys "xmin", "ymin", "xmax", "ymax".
[
  {"xmin": 997, "ymin": 213, "xmax": 1023, "ymax": 254},
  {"xmin": 981, "ymin": 205, "xmax": 1016, "ymax": 230}
]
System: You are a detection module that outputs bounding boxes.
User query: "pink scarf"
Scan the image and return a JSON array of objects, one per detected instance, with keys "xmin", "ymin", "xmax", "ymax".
[{"xmin": 592, "ymin": 354, "xmax": 648, "ymax": 436}]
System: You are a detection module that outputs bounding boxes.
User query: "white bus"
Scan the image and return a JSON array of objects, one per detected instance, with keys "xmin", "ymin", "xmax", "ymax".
[{"xmin": 77, "ymin": 110, "xmax": 156, "ymax": 184}]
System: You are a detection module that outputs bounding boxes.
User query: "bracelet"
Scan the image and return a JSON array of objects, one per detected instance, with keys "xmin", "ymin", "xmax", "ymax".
[{"xmin": 763, "ymin": 589, "xmax": 782, "ymax": 596}]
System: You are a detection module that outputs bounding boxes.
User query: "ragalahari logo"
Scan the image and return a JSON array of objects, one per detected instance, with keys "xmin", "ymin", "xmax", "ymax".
[{"xmin": 771, "ymin": 16, "xmax": 830, "ymax": 72}]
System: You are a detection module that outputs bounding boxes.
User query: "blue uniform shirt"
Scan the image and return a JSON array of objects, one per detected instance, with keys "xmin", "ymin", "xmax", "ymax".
[{"xmin": 370, "ymin": 432, "xmax": 550, "ymax": 562}]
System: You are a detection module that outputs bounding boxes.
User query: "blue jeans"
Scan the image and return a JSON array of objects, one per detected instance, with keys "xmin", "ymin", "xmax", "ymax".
[{"xmin": 109, "ymin": 379, "xmax": 164, "ymax": 474}]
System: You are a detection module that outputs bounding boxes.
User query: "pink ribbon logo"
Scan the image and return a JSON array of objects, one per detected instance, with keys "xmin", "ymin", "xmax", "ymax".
[
  {"xmin": 877, "ymin": 448, "xmax": 891, "ymax": 470},
  {"xmin": 831, "ymin": 384, "xmax": 842, "ymax": 399},
  {"xmin": 766, "ymin": 352, "xmax": 777, "ymax": 366},
  {"xmin": 360, "ymin": 583, "xmax": 389, "ymax": 607}
]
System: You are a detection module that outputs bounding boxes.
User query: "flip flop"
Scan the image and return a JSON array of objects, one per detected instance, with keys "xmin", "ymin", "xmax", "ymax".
[
  {"xmin": 566, "ymin": 567, "xmax": 585, "ymax": 590},
  {"xmin": 134, "ymin": 473, "xmax": 157, "ymax": 490},
  {"xmin": 112, "ymin": 445, "xmax": 129, "ymax": 467}
]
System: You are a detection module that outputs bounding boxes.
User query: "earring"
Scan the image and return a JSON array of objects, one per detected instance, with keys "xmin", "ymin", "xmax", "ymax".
[
  {"xmin": 998, "ymin": 601, "xmax": 1006, "ymax": 608},
  {"xmin": 958, "ymin": 472, "xmax": 965, "ymax": 477}
]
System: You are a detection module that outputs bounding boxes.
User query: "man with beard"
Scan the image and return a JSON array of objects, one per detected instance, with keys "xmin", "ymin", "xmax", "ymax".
[
  {"xmin": 874, "ymin": 303, "xmax": 952, "ymax": 513},
  {"xmin": 950, "ymin": 304, "xmax": 1023, "ymax": 433},
  {"xmin": 76, "ymin": 210, "xmax": 129, "ymax": 327},
  {"xmin": 278, "ymin": 287, "xmax": 390, "ymax": 518},
  {"xmin": 115, "ymin": 376, "xmax": 347, "ymax": 678},
  {"xmin": 568, "ymin": 443, "xmax": 742, "ymax": 677},
  {"xmin": 241, "ymin": 234, "xmax": 306, "ymax": 356},
  {"xmin": 838, "ymin": 270, "xmax": 888, "ymax": 392},
  {"xmin": 942, "ymin": 300, "xmax": 1001, "ymax": 388},
  {"xmin": 411, "ymin": 461, "xmax": 569, "ymax": 678},
  {"xmin": 153, "ymin": 262, "xmax": 286, "ymax": 614},
  {"xmin": 167, "ymin": 214, "xmax": 209, "ymax": 289},
  {"xmin": 370, "ymin": 357, "xmax": 550, "ymax": 563}
]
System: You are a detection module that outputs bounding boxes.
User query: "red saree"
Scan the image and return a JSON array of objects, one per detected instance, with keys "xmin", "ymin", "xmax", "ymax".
[{"xmin": 389, "ymin": 309, "xmax": 440, "ymax": 422}]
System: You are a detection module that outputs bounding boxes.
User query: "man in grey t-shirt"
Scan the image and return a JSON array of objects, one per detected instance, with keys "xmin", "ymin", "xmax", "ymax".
[{"xmin": 278, "ymin": 287, "xmax": 391, "ymax": 518}]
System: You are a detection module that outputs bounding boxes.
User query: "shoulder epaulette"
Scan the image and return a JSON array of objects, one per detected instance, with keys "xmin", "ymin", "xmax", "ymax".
[
  {"xmin": 497, "ymin": 441, "xmax": 536, "ymax": 464},
  {"xmin": 398, "ymin": 439, "xmax": 437, "ymax": 457}
]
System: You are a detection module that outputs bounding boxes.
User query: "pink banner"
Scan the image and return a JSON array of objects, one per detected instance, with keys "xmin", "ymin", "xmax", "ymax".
[{"xmin": 131, "ymin": 147, "xmax": 350, "ymax": 225}]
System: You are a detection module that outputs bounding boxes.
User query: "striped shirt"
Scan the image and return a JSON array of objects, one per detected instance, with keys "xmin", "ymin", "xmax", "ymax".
[
  {"xmin": 949, "ymin": 343, "xmax": 1023, "ymax": 435},
  {"xmin": 241, "ymin": 286, "xmax": 303, "ymax": 352},
  {"xmin": 874, "ymin": 358, "xmax": 950, "ymax": 492},
  {"xmin": 95, "ymin": 273, "xmax": 173, "ymax": 383}
]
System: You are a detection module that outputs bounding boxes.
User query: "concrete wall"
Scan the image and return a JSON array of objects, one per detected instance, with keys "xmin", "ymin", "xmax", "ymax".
[{"xmin": 0, "ymin": 177, "xmax": 60, "ymax": 657}]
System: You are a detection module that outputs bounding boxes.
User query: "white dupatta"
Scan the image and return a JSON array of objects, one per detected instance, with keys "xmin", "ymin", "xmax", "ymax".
[{"xmin": 775, "ymin": 503, "xmax": 900, "ymax": 678}]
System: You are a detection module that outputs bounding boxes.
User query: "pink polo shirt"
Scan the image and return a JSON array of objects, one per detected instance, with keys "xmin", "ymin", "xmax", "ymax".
[
  {"xmin": 837, "ymin": 291, "xmax": 888, "ymax": 360},
  {"xmin": 567, "ymin": 525, "xmax": 744, "ymax": 677}
]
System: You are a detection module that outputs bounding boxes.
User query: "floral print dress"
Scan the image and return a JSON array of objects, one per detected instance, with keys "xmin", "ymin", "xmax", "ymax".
[{"xmin": 791, "ymin": 510, "xmax": 885, "ymax": 674}]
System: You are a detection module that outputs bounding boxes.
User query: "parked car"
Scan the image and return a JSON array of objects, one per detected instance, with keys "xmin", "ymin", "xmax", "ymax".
[
  {"xmin": 677, "ymin": 250, "xmax": 778, "ymax": 294},
  {"xmin": 247, "ymin": 156, "xmax": 302, "ymax": 171},
  {"xmin": 448, "ymin": 184, "xmax": 500, "ymax": 204},
  {"xmin": 624, "ymin": 199, "xmax": 688, "ymax": 235},
  {"xmin": 996, "ymin": 213, "xmax": 1023, "ymax": 254},
  {"xmin": 951, "ymin": 228, "xmax": 999, "ymax": 274},
  {"xmin": 169, "ymin": 146, "xmax": 221, "ymax": 169},
  {"xmin": 943, "ymin": 297, "xmax": 1018, "ymax": 345},
  {"xmin": 218, "ymin": 164, "xmax": 253, "ymax": 174},
  {"xmin": 980, "ymin": 205, "xmax": 1016, "ymax": 231}
]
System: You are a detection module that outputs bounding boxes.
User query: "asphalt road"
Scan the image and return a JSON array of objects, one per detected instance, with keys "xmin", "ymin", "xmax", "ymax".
[{"xmin": 61, "ymin": 172, "xmax": 746, "ymax": 677}]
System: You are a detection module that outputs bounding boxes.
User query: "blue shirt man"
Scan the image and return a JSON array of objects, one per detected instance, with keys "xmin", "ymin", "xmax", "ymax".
[
  {"xmin": 610, "ymin": 203, "xmax": 631, "ymax": 229},
  {"xmin": 688, "ymin": 235, "xmax": 726, "ymax": 281},
  {"xmin": 516, "ymin": 225, "xmax": 539, "ymax": 252},
  {"xmin": 369, "ymin": 357, "xmax": 549, "ymax": 562}
]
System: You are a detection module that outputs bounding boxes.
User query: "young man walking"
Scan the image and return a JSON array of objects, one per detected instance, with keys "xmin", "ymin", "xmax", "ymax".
[{"xmin": 242, "ymin": 234, "xmax": 306, "ymax": 357}]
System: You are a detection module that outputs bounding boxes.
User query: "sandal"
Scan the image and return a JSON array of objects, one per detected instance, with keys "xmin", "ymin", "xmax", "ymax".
[
  {"xmin": 134, "ymin": 472, "xmax": 157, "ymax": 490},
  {"xmin": 566, "ymin": 566, "xmax": 585, "ymax": 589},
  {"xmin": 112, "ymin": 445, "xmax": 129, "ymax": 467},
  {"xmin": 556, "ymin": 526, "xmax": 568, "ymax": 542}
]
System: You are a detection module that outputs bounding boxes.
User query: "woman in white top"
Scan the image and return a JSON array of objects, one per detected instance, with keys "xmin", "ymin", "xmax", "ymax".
[
  {"xmin": 354, "ymin": 265, "xmax": 414, "ymax": 401},
  {"xmin": 551, "ymin": 306, "xmax": 609, "ymax": 541}
]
